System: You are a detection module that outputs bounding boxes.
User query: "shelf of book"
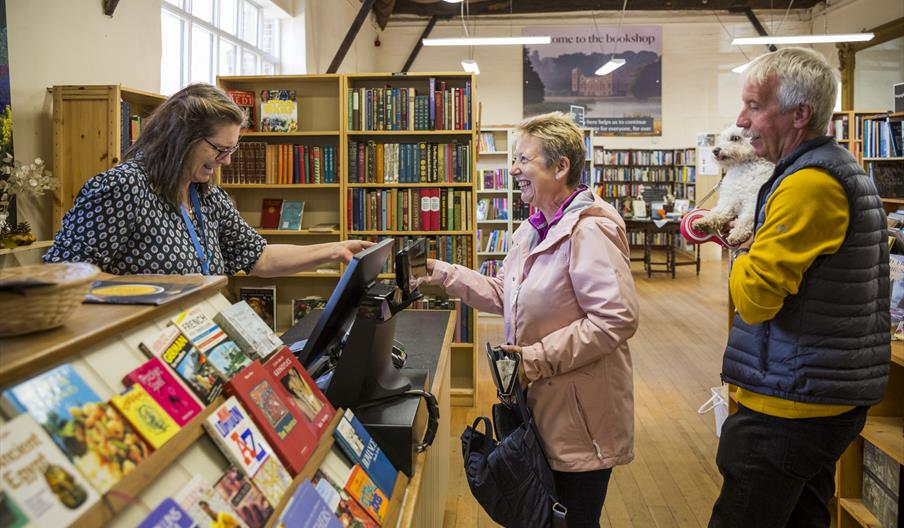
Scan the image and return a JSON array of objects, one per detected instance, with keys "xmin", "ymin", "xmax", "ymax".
[
  {"xmin": 347, "ymin": 130, "xmax": 473, "ymax": 136},
  {"xmin": 347, "ymin": 182, "xmax": 474, "ymax": 188},
  {"xmin": 220, "ymin": 183, "xmax": 342, "ymax": 189},
  {"xmin": 254, "ymin": 228, "xmax": 341, "ymax": 236},
  {"xmin": 51, "ymin": 84, "xmax": 167, "ymax": 233},
  {"xmin": 241, "ymin": 130, "xmax": 341, "ymax": 137},
  {"xmin": 838, "ymin": 498, "xmax": 882, "ymax": 528}
]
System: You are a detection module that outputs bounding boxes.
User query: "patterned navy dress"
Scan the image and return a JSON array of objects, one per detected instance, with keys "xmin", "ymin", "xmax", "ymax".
[{"xmin": 44, "ymin": 157, "xmax": 266, "ymax": 275}]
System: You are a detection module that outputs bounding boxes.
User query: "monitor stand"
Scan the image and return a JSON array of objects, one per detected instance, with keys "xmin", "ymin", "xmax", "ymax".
[{"xmin": 324, "ymin": 281, "xmax": 414, "ymax": 409}]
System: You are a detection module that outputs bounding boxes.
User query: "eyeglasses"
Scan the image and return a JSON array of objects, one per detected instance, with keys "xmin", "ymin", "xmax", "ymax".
[
  {"xmin": 511, "ymin": 153, "xmax": 539, "ymax": 168},
  {"xmin": 202, "ymin": 137, "xmax": 239, "ymax": 161}
]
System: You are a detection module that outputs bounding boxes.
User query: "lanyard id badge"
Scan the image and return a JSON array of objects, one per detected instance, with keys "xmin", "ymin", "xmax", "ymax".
[{"xmin": 180, "ymin": 185, "xmax": 209, "ymax": 274}]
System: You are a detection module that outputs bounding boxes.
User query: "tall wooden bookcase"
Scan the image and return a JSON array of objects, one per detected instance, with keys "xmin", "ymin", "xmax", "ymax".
[
  {"xmin": 217, "ymin": 72, "xmax": 480, "ymax": 407},
  {"xmin": 51, "ymin": 85, "xmax": 166, "ymax": 234},
  {"xmin": 475, "ymin": 126, "xmax": 513, "ymax": 286}
]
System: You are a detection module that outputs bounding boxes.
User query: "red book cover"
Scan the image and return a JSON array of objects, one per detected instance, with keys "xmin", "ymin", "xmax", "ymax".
[
  {"xmin": 419, "ymin": 189, "xmax": 430, "ymax": 231},
  {"xmin": 225, "ymin": 361, "xmax": 317, "ymax": 475},
  {"xmin": 260, "ymin": 198, "xmax": 282, "ymax": 229},
  {"xmin": 122, "ymin": 357, "xmax": 202, "ymax": 427},
  {"xmin": 227, "ymin": 89, "xmax": 256, "ymax": 131},
  {"xmin": 430, "ymin": 188, "xmax": 441, "ymax": 231},
  {"xmin": 263, "ymin": 346, "xmax": 335, "ymax": 438}
]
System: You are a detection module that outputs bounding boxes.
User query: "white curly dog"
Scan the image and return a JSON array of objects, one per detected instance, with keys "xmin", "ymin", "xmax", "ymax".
[{"xmin": 693, "ymin": 125, "xmax": 775, "ymax": 246}]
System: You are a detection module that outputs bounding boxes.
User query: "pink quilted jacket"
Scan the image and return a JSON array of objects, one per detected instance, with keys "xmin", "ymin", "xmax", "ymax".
[{"xmin": 429, "ymin": 191, "xmax": 638, "ymax": 471}]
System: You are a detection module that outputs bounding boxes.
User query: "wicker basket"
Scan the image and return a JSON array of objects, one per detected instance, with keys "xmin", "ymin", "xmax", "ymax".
[{"xmin": 0, "ymin": 262, "xmax": 101, "ymax": 337}]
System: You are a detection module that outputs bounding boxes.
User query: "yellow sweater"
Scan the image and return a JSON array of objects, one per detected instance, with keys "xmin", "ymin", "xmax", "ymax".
[{"xmin": 731, "ymin": 167, "xmax": 855, "ymax": 419}]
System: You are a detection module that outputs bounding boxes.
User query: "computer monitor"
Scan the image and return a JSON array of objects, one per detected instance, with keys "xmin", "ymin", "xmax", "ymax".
[{"xmin": 296, "ymin": 238, "xmax": 411, "ymax": 408}]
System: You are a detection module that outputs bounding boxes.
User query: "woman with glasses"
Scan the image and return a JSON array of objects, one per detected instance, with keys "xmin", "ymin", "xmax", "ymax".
[
  {"xmin": 45, "ymin": 83, "xmax": 370, "ymax": 275},
  {"xmin": 423, "ymin": 112, "xmax": 639, "ymax": 527}
]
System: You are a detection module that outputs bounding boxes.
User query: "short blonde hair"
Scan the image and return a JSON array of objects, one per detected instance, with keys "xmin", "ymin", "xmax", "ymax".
[
  {"xmin": 514, "ymin": 112, "xmax": 585, "ymax": 188},
  {"xmin": 744, "ymin": 47, "xmax": 837, "ymax": 134}
]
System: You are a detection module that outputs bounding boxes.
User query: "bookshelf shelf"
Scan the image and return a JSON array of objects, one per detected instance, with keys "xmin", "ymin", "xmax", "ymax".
[
  {"xmin": 477, "ymin": 219, "xmax": 508, "ymax": 224},
  {"xmin": 478, "ymin": 151, "xmax": 508, "ymax": 156},
  {"xmin": 255, "ymin": 228, "xmax": 341, "ymax": 236},
  {"xmin": 839, "ymin": 498, "xmax": 882, "ymax": 528},
  {"xmin": 240, "ymin": 130, "xmax": 341, "ymax": 137},
  {"xmin": 347, "ymin": 182, "xmax": 473, "ymax": 188},
  {"xmin": 219, "ymin": 183, "xmax": 341, "ymax": 189},
  {"xmin": 349, "ymin": 230, "xmax": 472, "ymax": 236},
  {"xmin": 863, "ymin": 157, "xmax": 904, "ymax": 161},
  {"xmin": 477, "ymin": 189, "xmax": 508, "ymax": 194},
  {"xmin": 347, "ymin": 130, "xmax": 473, "ymax": 136},
  {"xmin": 0, "ymin": 240, "xmax": 53, "ymax": 256},
  {"xmin": 860, "ymin": 416, "xmax": 904, "ymax": 465}
]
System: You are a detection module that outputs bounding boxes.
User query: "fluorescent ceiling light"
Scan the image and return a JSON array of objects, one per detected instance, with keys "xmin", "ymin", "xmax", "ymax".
[
  {"xmin": 422, "ymin": 36, "xmax": 552, "ymax": 46},
  {"xmin": 595, "ymin": 59, "xmax": 626, "ymax": 76},
  {"xmin": 732, "ymin": 61, "xmax": 751, "ymax": 73},
  {"xmin": 443, "ymin": 0, "xmax": 464, "ymax": 2},
  {"xmin": 461, "ymin": 59, "xmax": 480, "ymax": 74},
  {"xmin": 732, "ymin": 33, "xmax": 874, "ymax": 45}
]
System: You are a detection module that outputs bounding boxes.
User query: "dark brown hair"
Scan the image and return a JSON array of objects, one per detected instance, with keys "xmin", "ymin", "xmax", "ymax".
[{"xmin": 125, "ymin": 83, "xmax": 244, "ymax": 208}]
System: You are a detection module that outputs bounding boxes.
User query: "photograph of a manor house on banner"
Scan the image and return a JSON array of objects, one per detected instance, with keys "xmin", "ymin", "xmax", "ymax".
[{"xmin": 523, "ymin": 26, "xmax": 662, "ymax": 136}]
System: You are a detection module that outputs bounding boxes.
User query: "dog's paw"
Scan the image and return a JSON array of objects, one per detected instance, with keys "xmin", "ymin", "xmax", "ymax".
[
  {"xmin": 692, "ymin": 217, "xmax": 713, "ymax": 232},
  {"xmin": 726, "ymin": 228, "xmax": 752, "ymax": 246}
]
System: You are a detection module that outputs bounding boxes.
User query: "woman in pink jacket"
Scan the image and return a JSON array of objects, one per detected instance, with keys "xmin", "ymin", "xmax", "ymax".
[{"xmin": 424, "ymin": 112, "xmax": 639, "ymax": 527}]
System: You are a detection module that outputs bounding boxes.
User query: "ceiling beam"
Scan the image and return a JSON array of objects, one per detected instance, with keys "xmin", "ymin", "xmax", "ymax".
[
  {"xmin": 391, "ymin": 0, "xmax": 823, "ymax": 17},
  {"xmin": 327, "ymin": 0, "xmax": 379, "ymax": 74},
  {"xmin": 738, "ymin": 8, "xmax": 777, "ymax": 52},
  {"xmin": 402, "ymin": 16, "xmax": 440, "ymax": 73}
]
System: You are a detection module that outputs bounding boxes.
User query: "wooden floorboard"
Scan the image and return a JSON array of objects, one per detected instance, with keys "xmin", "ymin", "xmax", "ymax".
[{"xmin": 446, "ymin": 254, "xmax": 731, "ymax": 528}]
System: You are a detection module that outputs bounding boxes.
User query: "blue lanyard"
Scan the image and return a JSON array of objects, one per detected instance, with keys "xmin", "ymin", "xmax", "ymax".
[{"xmin": 180, "ymin": 185, "xmax": 209, "ymax": 274}]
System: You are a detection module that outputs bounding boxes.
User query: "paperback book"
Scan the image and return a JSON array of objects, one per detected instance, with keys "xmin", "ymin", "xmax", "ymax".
[
  {"xmin": 260, "ymin": 89, "xmax": 298, "ymax": 133},
  {"xmin": 2, "ymin": 364, "xmax": 152, "ymax": 493},
  {"xmin": 344, "ymin": 465, "xmax": 388, "ymax": 525},
  {"xmin": 278, "ymin": 200, "xmax": 305, "ymax": 230},
  {"xmin": 275, "ymin": 480, "xmax": 341, "ymax": 528},
  {"xmin": 138, "ymin": 498, "xmax": 198, "ymax": 528},
  {"xmin": 225, "ymin": 361, "xmax": 318, "ymax": 475},
  {"xmin": 171, "ymin": 307, "xmax": 251, "ymax": 380},
  {"xmin": 110, "ymin": 384, "xmax": 181, "ymax": 449},
  {"xmin": 139, "ymin": 326, "xmax": 223, "ymax": 405},
  {"xmin": 333, "ymin": 409, "xmax": 398, "ymax": 498},
  {"xmin": 239, "ymin": 287, "xmax": 278, "ymax": 333},
  {"xmin": 83, "ymin": 278, "xmax": 203, "ymax": 305},
  {"xmin": 311, "ymin": 470, "xmax": 378, "ymax": 528},
  {"xmin": 122, "ymin": 357, "xmax": 203, "ymax": 426},
  {"xmin": 214, "ymin": 466, "xmax": 273, "ymax": 528},
  {"xmin": 214, "ymin": 301, "xmax": 283, "ymax": 361},
  {"xmin": 227, "ymin": 89, "xmax": 256, "ymax": 131},
  {"xmin": 175, "ymin": 475, "xmax": 246, "ymax": 528},
  {"xmin": 0, "ymin": 414, "xmax": 100, "ymax": 526}
]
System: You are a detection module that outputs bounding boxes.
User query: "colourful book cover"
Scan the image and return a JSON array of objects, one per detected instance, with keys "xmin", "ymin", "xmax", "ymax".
[
  {"xmin": 274, "ymin": 480, "xmax": 341, "ymax": 528},
  {"xmin": 111, "ymin": 384, "xmax": 181, "ymax": 449},
  {"xmin": 225, "ymin": 362, "xmax": 317, "ymax": 475},
  {"xmin": 204, "ymin": 396, "xmax": 274, "ymax": 478},
  {"xmin": 260, "ymin": 89, "xmax": 298, "ymax": 133},
  {"xmin": 344, "ymin": 465, "xmax": 388, "ymax": 525},
  {"xmin": 278, "ymin": 200, "xmax": 304, "ymax": 230},
  {"xmin": 0, "ymin": 491, "xmax": 29, "ymax": 528},
  {"xmin": 311, "ymin": 470, "xmax": 378, "ymax": 528},
  {"xmin": 214, "ymin": 466, "xmax": 273, "ymax": 528},
  {"xmin": 138, "ymin": 497, "xmax": 198, "ymax": 528},
  {"xmin": 175, "ymin": 475, "xmax": 246, "ymax": 528},
  {"xmin": 140, "ymin": 326, "xmax": 223, "ymax": 405},
  {"xmin": 123, "ymin": 357, "xmax": 203, "ymax": 426},
  {"xmin": 172, "ymin": 307, "xmax": 251, "ymax": 380},
  {"xmin": 227, "ymin": 89, "xmax": 256, "ymax": 131},
  {"xmin": 263, "ymin": 347, "xmax": 334, "ymax": 437},
  {"xmin": 250, "ymin": 455, "xmax": 292, "ymax": 508},
  {"xmin": 214, "ymin": 301, "xmax": 283, "ymax": 361},
  {"xmin": 238, "ymin": 287, "xmax": 277, "ymax": 333},
  {"xmin": 0, "ymin": 414, "xmax": 100, "ymax": 526},
  {"xmin": 2, "ymin": 364, "xmax": 152, "ymax": 493},
  {"xmin": 333, "ymin": 409, "xmax": 397, "ymax": 499}
]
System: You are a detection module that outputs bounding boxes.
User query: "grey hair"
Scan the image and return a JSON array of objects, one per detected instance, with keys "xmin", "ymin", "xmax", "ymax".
[
  {"xmin": 744, "ymin": 47, "xmax": 837, "ymax": 134},
  {"xmin": 514, "ymin": 112, "xmax": 585, "ymax": 188}
]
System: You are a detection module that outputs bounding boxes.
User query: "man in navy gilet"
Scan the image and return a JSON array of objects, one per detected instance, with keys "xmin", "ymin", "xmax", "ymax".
[{"xmin": 708, "ymin": 48, "xmax": 890, "ymax": 528}]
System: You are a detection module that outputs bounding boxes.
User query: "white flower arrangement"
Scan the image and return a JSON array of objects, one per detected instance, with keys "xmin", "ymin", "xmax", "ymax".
[{"xmin": 0, "ymin": 155, "xmax": 58, "ymax": 230}]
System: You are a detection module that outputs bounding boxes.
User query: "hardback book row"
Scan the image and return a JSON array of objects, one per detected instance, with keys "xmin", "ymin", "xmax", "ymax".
[
  {"xmin": 226, "ymin": 89, "xmax": 299, "ymax": 133},
  {"xmin": 478, "ymin": 258, "xmax": 502, "ymax": 277},
  {"xmin": 594, "ymin": 166, "xmax": 687, "ymax": 183},
  {"xmin": 594, "ymin": 148, "xmax": 696, "ymax": 166},
  {"xmin": 348, "ymin": 140, "xmax": 472, "ymax": 184},
  {"xmin": 349, "ymin": 234, "xmax": 473, "ymax": 272},
  {"xmin": 220, "ymin": 142, "xmax": 339, "ymax": 185},
  {"xmin": 348, "ymin": 188, "xmax": 473, "ymax": 232},
  {"xmin": 861, "ymin": 115, "xmax": 903, "ymax": 158},
  {"xmin": 347, "ymin": 79, "xmax": 473, "ymax": 131},
  {"xmin": 118, "ymin": 100, "xmax": 146, "ymax": 159},
  {"xmin": 479, "ymin": 229, "xmax": 511, "ymax": 254},
  {"xmin": 406, "ymin": 296, "xmax": 474, "ymax": 343}
]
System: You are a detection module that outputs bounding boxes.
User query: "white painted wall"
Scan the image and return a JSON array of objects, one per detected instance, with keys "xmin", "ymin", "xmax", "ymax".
[
  {"xmin": 301, "ymin": 0, "xmax": 380, "ymax": 74},
  {"xmin": 7, "ymin": 0, "xmax": 163, "ymax": 240}
]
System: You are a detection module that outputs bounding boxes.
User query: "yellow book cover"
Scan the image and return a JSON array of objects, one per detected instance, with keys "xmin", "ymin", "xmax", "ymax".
[
  {"xmin": 111, "ymin": 384, "xmax": 180, "ymax": 449},
  {"xmin": 251, "ymin": 455, "xmax": 292, "ymax": 507},
  {"xmin": 344, "ymin": 464, "xmax": 388, "ymax": 524}
]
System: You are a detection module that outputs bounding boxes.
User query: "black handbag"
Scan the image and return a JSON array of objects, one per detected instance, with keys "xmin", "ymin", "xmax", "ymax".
[{"xmin": 460, "ymin": 345, "xmax": 567, "ymax": 528}]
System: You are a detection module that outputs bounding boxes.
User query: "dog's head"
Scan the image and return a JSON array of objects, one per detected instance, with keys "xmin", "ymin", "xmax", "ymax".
[{"xmin": 712, "ymin": 125, "xmax": 759, "ymax": 167}]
